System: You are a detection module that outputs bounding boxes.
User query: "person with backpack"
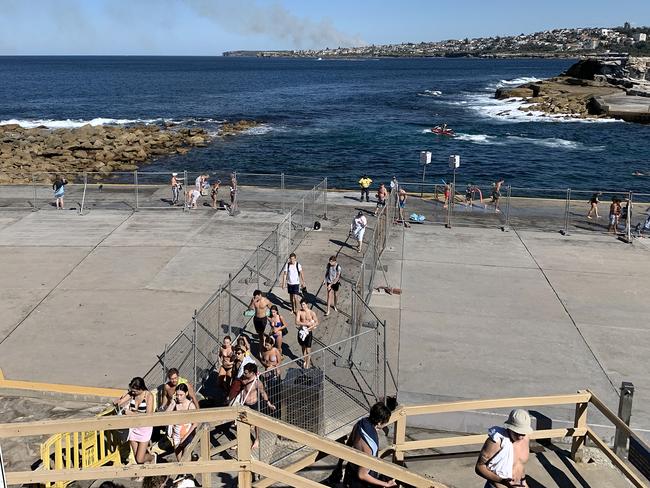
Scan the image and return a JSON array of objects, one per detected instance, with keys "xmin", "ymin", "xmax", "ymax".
[
  {"xmin": 323, "ymin": 255, "xmax": 342, "ymax": 316},
  {"xmin": 281, "ymin": 252, "xmax": 306, "ymax": 314}
]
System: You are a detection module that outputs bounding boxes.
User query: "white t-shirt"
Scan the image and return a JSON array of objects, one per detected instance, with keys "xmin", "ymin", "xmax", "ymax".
[
  {"xmin": 195, "ymin": 176, "xmax": 203, "ymax": 190},
  {"xmin": 286, "ymin": 262, "xmax": 302, "ymax": 285}
]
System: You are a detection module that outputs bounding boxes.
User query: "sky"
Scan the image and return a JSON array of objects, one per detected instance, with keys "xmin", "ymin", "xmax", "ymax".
[{"xmin": 1, "ymin": 0, "xmax": 649, "ymax": 55}]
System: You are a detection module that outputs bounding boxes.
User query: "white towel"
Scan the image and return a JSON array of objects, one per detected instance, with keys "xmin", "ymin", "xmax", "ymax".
[
  {"xmin": 486, "ymin": 427, "xmax": 513, "ymax": 480},
  {"xmin": 299, "ymin": 326, "xmax": 309, "ymax": 341}
]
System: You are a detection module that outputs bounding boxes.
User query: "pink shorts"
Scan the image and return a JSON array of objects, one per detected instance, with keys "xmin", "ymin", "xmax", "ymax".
[{"xmin": 128, "ymin": 426, "xmax": 153, "ymax": 443}]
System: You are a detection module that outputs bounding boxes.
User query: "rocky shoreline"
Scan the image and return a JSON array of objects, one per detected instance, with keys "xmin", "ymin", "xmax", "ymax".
[
  {"xmin": 0, "ymin": 119, "xmax": 261, "ymax": 184},
  {"xmin": 494, "ymin": 57, "xmax": 650, "ymax": 122}
]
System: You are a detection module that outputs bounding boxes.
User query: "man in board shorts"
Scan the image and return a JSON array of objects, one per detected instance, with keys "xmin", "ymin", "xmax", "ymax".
[
  {"xmin": 281, "ymin": 252, "xmax": 305, "ymax": 314},
  {"xmin": 248, "ymin": 289, "xmax": 272, "ymax": 347}
]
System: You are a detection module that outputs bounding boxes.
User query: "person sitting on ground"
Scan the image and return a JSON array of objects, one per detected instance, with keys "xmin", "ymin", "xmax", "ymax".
[
  {"xmin": 161, "ymin": 368, "xmax": 200, "ymax": 410},
  {"xmin": 343, "ymin": 402, "xmax": 397, "ymax": 488},
  {"xmin": 248, "ymin": 289, "xmax": 272, "ymax": 348},
  {"xmin": 295, "ymin": 298, "xmax": 318, "ymax": 369},
  {"xmin": 268, "ymin": 305, "xmax": 288, "ymax": 354},
  {"xmin": 475, "ymin": 409, "xmax": 533, "ymax": 488},
  {"xmin": 165, "ymin": 383, "xmax": 197, "ymax": 461}
]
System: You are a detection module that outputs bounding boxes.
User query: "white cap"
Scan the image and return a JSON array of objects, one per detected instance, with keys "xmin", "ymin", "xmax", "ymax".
[{"xmin": 172, "ymin": 172, "xmax": 178, "ymax": 176}]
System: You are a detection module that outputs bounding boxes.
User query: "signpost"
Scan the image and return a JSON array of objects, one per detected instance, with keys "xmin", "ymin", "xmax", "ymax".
[{"xmin": 420, "ymin": 151, "xmax": 432, "ymax": 197}]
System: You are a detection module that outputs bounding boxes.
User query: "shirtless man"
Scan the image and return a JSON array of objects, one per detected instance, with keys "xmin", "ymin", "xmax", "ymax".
[
  {"xmin": 475, "ymin": 409, "xmax": 532, "ymax": 488},
  {"xmin": 375, "ymin": 184, "xmax": 388, "ymax": 216},
  {"xmin": 248, "ymin": 289, "xmax": 272, "ymax": 347},
  {"xmin": 295, "ymin": 299, "xmax": 318, "ymax": 368},
  {"xmin": 161, "ymin": 368, "xmax": 200, "ymax": 410},
  {"xmin": 238, "ymin": 362, "xmax": 275, "ymax": 448}
]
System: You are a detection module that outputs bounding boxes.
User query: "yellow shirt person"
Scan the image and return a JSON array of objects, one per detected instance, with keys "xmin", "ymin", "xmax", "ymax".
[{"xmin": 358, "ymin": 175, "xmax": 373, "ymax": 202}]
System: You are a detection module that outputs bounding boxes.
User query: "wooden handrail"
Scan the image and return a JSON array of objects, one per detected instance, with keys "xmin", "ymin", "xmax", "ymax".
[{"xmin": 586, "ymin": 428, "xmax": 648, "ymax": 488}]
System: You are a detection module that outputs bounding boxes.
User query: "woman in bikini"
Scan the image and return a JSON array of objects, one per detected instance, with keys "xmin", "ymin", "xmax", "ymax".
[
  {"xmin": 217, "ymin": 336, "xmax": 234, "ymax": 391},
  {"xmin": 166, "ymin": 383, "xmax": 197, "ymax": 461},
  {"xmin": 114, "ymin": 377, "xmax": 156, "ymax": 465},
  {"xmin": 268, "ymin": 305, "xmax": 287, "ymax": 355}
]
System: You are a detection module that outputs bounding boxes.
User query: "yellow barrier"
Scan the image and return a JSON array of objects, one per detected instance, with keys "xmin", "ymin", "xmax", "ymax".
[{"xmin": 40, "ymin": 408, "xmax": 122, "ymax": 488}]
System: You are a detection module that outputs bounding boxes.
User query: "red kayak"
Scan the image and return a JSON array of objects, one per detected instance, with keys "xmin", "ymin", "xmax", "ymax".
[{"xmin": 431, "ymin": 126, "xmax": 455, "ymax": 136}]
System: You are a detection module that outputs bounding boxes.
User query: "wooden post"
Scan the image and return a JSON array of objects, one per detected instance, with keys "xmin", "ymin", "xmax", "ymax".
[
  {"xmin": 392, "ymin": 409, "xmax": 406, "ymax": 464},
  {"xmin": 237, "ymin": 415, "xmax": 253, "ymax": 488},
  {"xmin": 200, "ymin": 425, "xmax": 212, "ymax": 488},
  {"xmin": 571, "ymin": 390, "xmax": 589, "ymax": 462}
]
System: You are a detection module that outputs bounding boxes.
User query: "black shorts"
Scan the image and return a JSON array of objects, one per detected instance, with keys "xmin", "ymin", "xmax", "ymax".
[
  {"xmin": 297, "ymin": 331, "xmax": 313, "ymax": 348},
  {"xmin": 287, "ymin": 284, "xmax": 300, "ymax": 295},
  {"xmin": 253, "ymin": 316, "xmax": 267, "ymax": 335},
  {"xmin": 328, "ymin": 282, "xmax": 340, "ymax": 292}
]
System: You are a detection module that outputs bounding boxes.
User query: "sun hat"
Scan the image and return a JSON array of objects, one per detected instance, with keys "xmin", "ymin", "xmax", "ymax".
[
  {"xmin": 504, "ymin": 409, "xmax": 533, "ymax": 435},
  {"xmin": 172, "ymin": 172, "xmax": 178, "ymax": 176}
]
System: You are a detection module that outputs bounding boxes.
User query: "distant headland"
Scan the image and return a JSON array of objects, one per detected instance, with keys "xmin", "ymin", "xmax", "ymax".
[{"xmin": 224, "ymin": 24, "xmax": 649, "ymax": 59}]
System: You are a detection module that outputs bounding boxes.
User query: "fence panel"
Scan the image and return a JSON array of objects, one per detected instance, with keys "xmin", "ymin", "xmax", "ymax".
[{"xmin": 632, "ymin": 194, "xmax": 650, "ymax": 238}]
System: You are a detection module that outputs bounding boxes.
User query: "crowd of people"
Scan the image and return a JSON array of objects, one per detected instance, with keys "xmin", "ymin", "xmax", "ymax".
[{"xmin": 169, "ymin": 172, "xmax": 237, "ymax": 210}]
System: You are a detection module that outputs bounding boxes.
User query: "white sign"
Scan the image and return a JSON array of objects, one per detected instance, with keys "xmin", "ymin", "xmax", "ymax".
[
  {"xmin": 0, "ymin": 443, "xmax": 6, "ymax": 488},
  {"xmin": 420, "ymin": 151, "xmax": 432, "ymax": 165},
  {"xmin": 448, "ymin": 155, "xmax": 460, "ymax": 169}
]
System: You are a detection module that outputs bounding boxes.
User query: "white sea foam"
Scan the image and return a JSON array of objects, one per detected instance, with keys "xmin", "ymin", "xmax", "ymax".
[
  {"xmin": 0, "ymin": 117, "xmax": 228, "ymax": 129},
  {"xmin": 455, "ymin": 133, "xmax": 504, "ymax": 145},
  {"xmin": 496, "ymin": 76, "xmax": 543, "ymax": 88},
  {"xmin": 454, "ymin": 132, "xmax": 605, "ymax": 151},
  {"xmin": 417, "ymin": 89, "xmax": 442, "ymax": 97},
  {"xmin": 462, "ymin": 93, "xmax": 620, "ymax": 124}
]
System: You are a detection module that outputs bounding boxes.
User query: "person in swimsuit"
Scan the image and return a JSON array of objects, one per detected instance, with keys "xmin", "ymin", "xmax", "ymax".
[
  {"xmin": 170, "ymin": 172, "xmax": 183, "ymax": 205},
  {"xmin": 165, "ymin": 383, "xmax": 197, "ymax": 461},
  {"xmin": 443, "ymin": 183, "xmax": 451, "ymax": 209},
  {"xmin": 260, "ymin": 335, "xmax": 281, "ymax": 376},
  {"xmin": 210, "ymin": 180, "xmax": 221, "ymax": 209},
  {"xmin": 587, "ymin": 192, "xmax": 601, "ymax": 219},
  {"xmin": 296, "ymin": 299, "xmax": 318, "ymax": 369},
  {"xmin": 343, "ymin": 402, "xmax": 396, "ymax": 488},
  {"xmin": 268, "ymin": 305, "xmax": 287, "ymax": 354},
  {"xmin": 491, "ymin": 178, "xmax": 504, "ymax": 213},
  {"xmin": 248, "ymin": 289, "xmax": 272, "ymax": 349},
  {"xmin": 398, "ymin": 189, "xmax": 407, "ymax": 222},
  {"xmin": 374, "ymin": 184, "xmax": 387, "ymax": 216},
  {"xmin": 114, "ymin": 377, "xmax": 156, "ymax": 465},
  {"xmin": 233, "ymin": 345, "xmax": 255, "ymax": 379}
]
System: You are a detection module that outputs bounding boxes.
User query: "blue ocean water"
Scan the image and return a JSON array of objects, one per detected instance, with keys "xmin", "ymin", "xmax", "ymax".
[{"xmin": 0, "ymin": 56, "xmax": 649, "ymax": 191}]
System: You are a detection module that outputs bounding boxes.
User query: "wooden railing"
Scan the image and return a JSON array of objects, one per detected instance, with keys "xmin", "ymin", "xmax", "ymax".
[
  {"xmin": 0, "ymin": 406, "xmax": 442, "ymax": 488},
  {"xmin": 1, "ymin": 391, "xmax": 648, "ymax": 488},
  {"xmin": 387, "ymin": 390, "xmax": 649, "ymax": 488}
]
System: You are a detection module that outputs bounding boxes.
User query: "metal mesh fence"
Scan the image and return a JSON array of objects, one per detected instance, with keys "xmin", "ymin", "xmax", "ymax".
[
  {"xmin": 255, "ymin": 323, "xmax": 386, "ymax": 467},
  {"xmin": 142, "ymin": 180, "xmax": 328, "ymax": 391}
]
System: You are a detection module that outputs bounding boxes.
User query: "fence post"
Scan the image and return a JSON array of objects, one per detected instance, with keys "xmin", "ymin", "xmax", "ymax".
[
  {"xmin": 504, "ymin": 185, "xmax": 511, "ymax": 231},
  {"xmin": 275, "ymin": 228, "xmax": 280, "ymax": 279},
  {"xmin": 570, "ymin": 391, "xmax": 589, "ymax": 462},
  {"xmin": 183, "ymin": 169, "xmax": 188, "ymax": 211},
  {"xmin": 626, "ymin": 192, "xmax": 633, "ymax": 242},
  {"xmin": 80, "ymin": 172, "xmax": 88, "ymax": 215},
  {"xmin": 236, "ymin": 417, "xmax": 253, "ymax": 488},
  {"xmin": 256, "ymin": 247, "xmax": 260, "ymax": 290},
  {"xmin": 383, "ymin": 320, "xmax": 388, "ymax": 401},
  {"xmin": 134, "ymin": 171, "xmax": 139, "ymax": 211},
  {"xmin": 162, "ymin": 343, "xmax": 168, "ymax": 384},
  {"xmin": 614, "ymin": 382, "xmax": 635, "ymax": 457},
  {"xmin": 324, "ymin": 176, "xmax": 328, "ymax": 220},
  {"xmin": 228, "ymin": 273, "xmax": 232, "ymax": 338},
  {"xmin": 281, "ymin": 172, "xmax": 285, "ymax": 214},
  {"xmin": 32, "ymin": 173, "xmax": 37, "ymax": 210},
  {"xmin": 193, "ymin": 310, "xmax": 198, "ymax": 386},
  {"xmin": 301, "ymin": 198, "xmax": 305, "ymax": 230},
  {"xmin": 562, "ymin": 188, "xmax": 571, "ymax": 236},
  {"xmin": 393, "ymin": 409, "xmax": 406, "ymax": 464},
  {"xmin": 200, "ymin": 425, "xmax": 212, "ymax": 488},
  {"xmin": 445, "ymin": 183, "xmax": 453, "ymax": 228}
]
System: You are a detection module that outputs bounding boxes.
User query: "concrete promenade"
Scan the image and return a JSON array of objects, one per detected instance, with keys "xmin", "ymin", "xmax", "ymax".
[{"xmin": 0, "ymin": 186, "xmax": 647, "ymax": 487}]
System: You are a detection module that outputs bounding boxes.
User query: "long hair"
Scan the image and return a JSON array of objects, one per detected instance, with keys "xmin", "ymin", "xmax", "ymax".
[
  {"xmin": 175, "ymin": 383, "xmax": 192, "ymax": 402},
  {"xmin": 128, "ymin": 377, "xmax": 147, "ymax": 392}
]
